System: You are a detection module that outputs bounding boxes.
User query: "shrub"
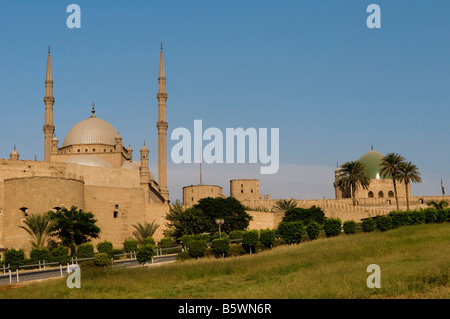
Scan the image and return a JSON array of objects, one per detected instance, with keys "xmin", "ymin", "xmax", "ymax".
[
  {"xmin": 361, "ymin": 218, "xmax": 376, "ymax": 232},
  {"xmin": 76, "ymin": 243, "xmax": 94, "ymax": 258},
  {"xmin": 277, "ymin": 221, "xmax": 304, "ymax": 244},
  {"xmin": 4, "ymin": 249, "xmax": 25, "ymax": 270},
  {"xmin": 242, "ymin": 230, "xmax": 260, "ymax": 253},
  {"xmin": 211, "ymin": 238, "xmax": 230, "ymax": 257},
  {"xmin": 187, "ymin": 240, "xmax": 207, "ymax": 258},
  {"xmin": 176, "ymin": 251, "xmax": 191, "ymax": 262},
  {"xmin": 142, "ymin": 237, "xmax": 155, "ymax": 247},
  {"xmin": 306, "ymin": 222, "xmax": 320, "ymax": 240},
  {"xmin": 324, "ymin": 218, "xmax": 342, "ymax": 237},
  {"xmin": 109, "ymin": 248, "xmax": 125, "ymax": 259},
  {"xmin": 259, "ymin": 229, "xmax": 275, "ymax": 249},
  {"xmin": 389, "ymin": 211, "xmax": 411, "ymax": 228},
  {"xmin": 424, "ymin": 209, "xmax": 437, "ymax": 224},
  {"xmin": 436, "ymin": 209, "xmax": 448, "ymax": 223},
  {"xmin": 29, "ymin": 248, "xmax": 51, "ymax": 262},
  {"xmin": 375, "ymin": 215, "xmax": 393, "ymax": 232},
  {"xmin": 282, "ymin": 206, "xmax": 326, "ymax": 225},
  {"xmin": 229, "ymin": 230, "xmax": 244, "ymax": 241},
  {"xmin": 123, "ymin": 238, "xmax": 138, "ymax": 253},
  {"xmin": 96, "ymin": 241, "xmax": 113, "ymax": 254},
  {"xmin": 228, "ymin": 243, "xmax": 246, "ymax": 257},
  {"xmin": 159, "ymin": 237, "xmax": 175, "ymax": 248},
  {"xmin": 343, "ymin": 220, "xmax": 357, "ymax": 235},
  {"xmin": 94, "ymin": 252, "xmax": 111, "ymax": 267},
  {"xmin": 51, "ymin": 246, "xmax": 70, "ymax": 264},
  {"xmin": 181, "ymin": 235, "xmax": 195, "ymax": 249},
  {"xmin": 136, "ymin": 244, "xmax": 156, "ymax": 264},
  {"xmin": 409, "ymin": 211, "xmax": 425, "ymax": 225}
]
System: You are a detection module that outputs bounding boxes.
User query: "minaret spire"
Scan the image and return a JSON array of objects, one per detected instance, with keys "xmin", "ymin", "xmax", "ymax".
[
  {"xmin": 43, "ymin": 47, "xmax": 55, "ymax": 162},
  {"xmin": 156, "ymin": 43, "xmax": 169, "ymax": 201}
]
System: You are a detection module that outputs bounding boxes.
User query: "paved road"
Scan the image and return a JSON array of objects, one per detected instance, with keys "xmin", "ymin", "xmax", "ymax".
[{"xmin": 0, "ymin": 254, "xmax": 177, "ymax": 285}]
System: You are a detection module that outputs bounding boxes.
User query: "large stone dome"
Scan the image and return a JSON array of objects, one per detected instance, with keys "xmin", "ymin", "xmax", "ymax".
[
  {"xmin": 62, "ymin": 114, "xmax": 119, "ymax": 148},
  {"xmin": 358, "ymin": 150, "xmax": 391, "ymax": 180}
]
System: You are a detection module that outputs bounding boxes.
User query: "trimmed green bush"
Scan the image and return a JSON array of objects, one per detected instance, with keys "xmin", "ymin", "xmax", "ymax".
[
  {"xmin": 4, "ymin": 249, "xmax": 25, "ymax": 270},
  {"xmin": 160, "ymin": 237, "xmax": 175, "ymax": 247},
  {"xmin": 229, "ymin": 230, "xmax": 244, "ymax": 241},
  {"xmin": 343, "ymin": 220, "xmax": 357, "ymax": 235},
  {"xmin": 123, "ymin": 239, "xmax": 138, "ymax": 253},
  {"xmin": 211, "ymin": 238, "xmax": 230, "ymax": 257},
  {"xmin": 136, "ymin": 244, "xmax": 156, "ymax": 264},
  {"xmin": 96, "ymin": 241, "xmax": 113, "ymax": 254},
  {"xmin": 375, "ymin": 215, "xmax": 393, "ymax": 232},
  {"xmin": 389, "ymin": 211, "xmax": 411, "ymax": 228},
  {"xmin": 409, "ymin": 211, "xmax": 425, "ymax": 225},
  {"xmin": 50, "ymin": 246, "xmax": 70, "ymax": 264},
  {"xmin": 76, "ymin": 243, "xmax": 94, "ymax": 258},
  {"xmin": 228, "ymin": 243, "xmax": 246, "ymax": 257},
  {"xmin": 181, "ymin": 235, "xmax": 195, "ymax": 248},
  {"xmin": 277, "ymin": 221, "xmax": 304, "ymax": 244},
  {"xmin": 436, "ymin": 209, "xmax": 448, "ymax": 223},
  {"xmin": 242, "ymin": 230, "xmax": 260, "ymax": 253},
  {"xmin": 324, "ymin": 218, "xmax": 342, "ymax": 237},
  {"xmin": 259, "ymin": 229, "xmax": 275, "ymax": 249},
  {"xmin": 424, "ymin": 209, "xmax": 437, "ymax": 224},
  {"xmin": 94, "ymin": 252, "xmax": 111, "ymax": 267},
  {"xmin": 306, "ymin": 222, "xmax": 320, "ymax": 240},
  {"xmin": 29, "ymin": 248, "xmax": 51, "ymax": 262},
  {"xmin": 187, "ymin": 240, "xmax": 207, "ymax": 258},
  {"xmin": 142, "ymin": 237, "xmax": 155, "ymax": 247},
  {"xmin": 361, "ymin": 218, "xmax": 376, "ymax": 232}
]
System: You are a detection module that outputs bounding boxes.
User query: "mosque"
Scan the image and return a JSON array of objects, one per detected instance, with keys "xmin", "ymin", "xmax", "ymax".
[
  {"xmin": 0, "ymin": 46, "xmax": 170, "ymax": 251},
  {"xmin": 0, "ymin": 47, "xmax": 446, "ymax": 253}
]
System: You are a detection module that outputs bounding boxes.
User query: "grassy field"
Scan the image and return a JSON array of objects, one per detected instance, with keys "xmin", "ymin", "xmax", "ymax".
[{"xmin": 1, "ymin": 223, "xmax": 449, "ymax": 299}]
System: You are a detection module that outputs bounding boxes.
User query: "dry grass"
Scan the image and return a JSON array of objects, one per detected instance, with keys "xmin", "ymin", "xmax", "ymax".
[{"xmin": 1, "ymin": 223, "xmax": 449, "ymax": 299}]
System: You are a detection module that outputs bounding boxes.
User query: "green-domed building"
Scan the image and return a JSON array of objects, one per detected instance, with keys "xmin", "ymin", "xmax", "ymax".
[{"xmin": 334, "ymin": 148, "xmax": 407, "ymax": 202}]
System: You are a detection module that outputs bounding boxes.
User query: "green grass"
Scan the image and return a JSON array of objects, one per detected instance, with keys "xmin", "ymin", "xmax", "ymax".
[{"xmin": 1, "ymin": 223, "xmax": 449, "ymax": 299}]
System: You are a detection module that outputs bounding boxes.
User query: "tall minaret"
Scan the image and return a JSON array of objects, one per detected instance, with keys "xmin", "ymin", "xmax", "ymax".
[
  {"xmin": 156, "ymin": 43, "xmax": 169, "ymax": 201},
  {"xmin": 43, "ymin": 46, "xmax": 55, "ymax": 162}
]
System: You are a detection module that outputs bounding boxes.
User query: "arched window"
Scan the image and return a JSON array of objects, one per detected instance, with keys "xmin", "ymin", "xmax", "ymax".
[
  {"xmin": 368, "ymin": 191, "xmax": 374, "ymax": 198},
  {"xmin": 419, "ymin": 198, "xmax": 424, "ymax": 204},
  {"xmin": 378, "ymin": 191, "xmax": 384, "ymax": 198},
  {"xmin": 19, "ymin": 207, "xmax": 28, "ymax": 217},
  {"xmin": 388, "ymin": 191, "xmax": 394, "ymax": 198}
]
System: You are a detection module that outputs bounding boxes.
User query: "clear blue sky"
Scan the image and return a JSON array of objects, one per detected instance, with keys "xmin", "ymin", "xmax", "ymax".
[{"xmin": 0, "ymin": 0, "xmax": 449, "ymax": 201}]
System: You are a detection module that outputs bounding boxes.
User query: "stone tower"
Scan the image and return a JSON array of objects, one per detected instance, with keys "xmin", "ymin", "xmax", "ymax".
[
  {"xmin": 156, "ymin": 43, "xmax": 169, "ymax": 201},
  {"xmin": 43, "ymin": 46, "xmax": 55, "ymax": 162},
  {"xmin": 140, "ymin": 142, "xmax": 150, "ymax": 184}
]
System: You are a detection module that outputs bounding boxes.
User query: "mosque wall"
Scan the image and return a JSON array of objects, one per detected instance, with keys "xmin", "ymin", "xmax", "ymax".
[{"xmin": 0, "ymin": 176, "xmax": 85, "ymax": 250}]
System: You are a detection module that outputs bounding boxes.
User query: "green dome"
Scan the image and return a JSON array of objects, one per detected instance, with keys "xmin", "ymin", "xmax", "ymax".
[{"xmin": 357, "ymin": 150, "xmax": 391, "ymax": 180}]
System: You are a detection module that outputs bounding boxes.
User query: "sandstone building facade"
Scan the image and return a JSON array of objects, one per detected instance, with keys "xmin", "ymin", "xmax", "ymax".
[{"xmin": 0, "ymin": 46, "xmax": 171, "ymax": 251}]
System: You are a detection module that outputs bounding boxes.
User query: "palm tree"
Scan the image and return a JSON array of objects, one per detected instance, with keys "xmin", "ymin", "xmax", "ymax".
[
  {"xmin": 132, "ymin": 220, "xmax": 159, "ymax": 244},
  {"xmin": 272, "ymin": 199, "xmax": 298, "ymax": 212},
  {"xmin": 18, "ymin": 213, "xmax": 54, "ymax": 249},
  {"xmin": 336, "ymin": 161, "xmax": 371, "ymax": 206},
  {"xmin": 380, "ymin": 153, "xmax": 405, "ymax": 211},
  {"xmin": 397, "ymin": 161, "xmax": 422, "ymax": 211},
  {"xmin": 426, "ymin": 200, "xmax": 449, "ymax": 210}
]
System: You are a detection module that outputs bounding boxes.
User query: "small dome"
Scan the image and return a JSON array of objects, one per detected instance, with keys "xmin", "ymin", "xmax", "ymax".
[
  {"xmin": 62, "ymin": 116, "xmax": 119, "ymax": 148},
  {"xmin": 358, "ymin": 150, "xmax": 390, "ymax": 180},
  {"xmin": 65, "ymin": 155, "xmax": 112, "ymax": 168}
]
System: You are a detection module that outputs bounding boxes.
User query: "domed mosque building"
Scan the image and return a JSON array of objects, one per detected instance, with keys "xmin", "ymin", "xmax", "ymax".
[
  {"xmin": 0, "ymin": 46, "xmax": 170, "ymax": 251},
  {"xmin": 334, "ymin": 146, "xmax": 408, "ymax": 204}
]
